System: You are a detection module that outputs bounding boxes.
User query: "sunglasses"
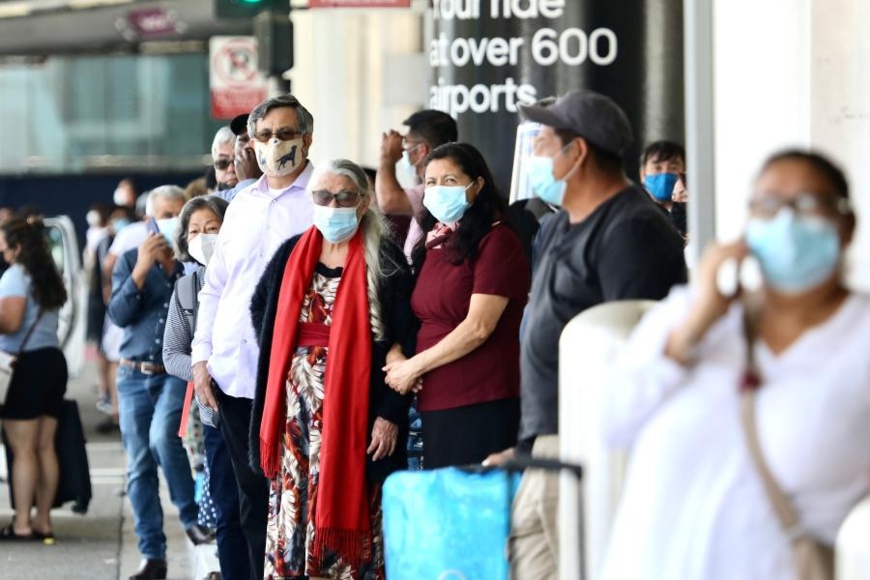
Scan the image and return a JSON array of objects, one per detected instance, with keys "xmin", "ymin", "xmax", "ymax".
[
  {"xmin": 213, "ymin": 158, "xmax": 232, "ymax": 171},
  {"xmin": 311, "ymin": 190, "xmax": 361, "ymax": 208},
  {"xmin": 253, "ymin": 128, "xmax": 303, "ymax": 143}
]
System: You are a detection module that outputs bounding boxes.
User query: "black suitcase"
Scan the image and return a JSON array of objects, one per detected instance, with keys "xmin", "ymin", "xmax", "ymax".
[{"xmin": 4, "ymin": 399, "xmax": 92, "ymax": 514}]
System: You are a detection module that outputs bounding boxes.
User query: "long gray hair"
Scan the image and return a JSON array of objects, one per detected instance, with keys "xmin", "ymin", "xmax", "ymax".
[{"xmin": 307, "ymin": 159, "xmax": 400, "ymax": 341}]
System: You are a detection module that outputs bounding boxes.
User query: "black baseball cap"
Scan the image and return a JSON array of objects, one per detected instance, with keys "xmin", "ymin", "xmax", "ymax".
[
  {"xmin": 519, "ymin": 90, "xmax": 633, "ymax": 158},
  {"xmin": 230, "ymin": 113, "xmax": 249, "ymax": 136}
]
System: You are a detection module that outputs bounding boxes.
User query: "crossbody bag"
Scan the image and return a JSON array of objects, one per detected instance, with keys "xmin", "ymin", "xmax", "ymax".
[{"xmin": 740, "ymin": 307, "xmax": 834, "ymax": 580}]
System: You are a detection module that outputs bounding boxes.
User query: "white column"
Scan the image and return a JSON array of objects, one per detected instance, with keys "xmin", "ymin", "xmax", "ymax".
[
  {"xmin": 288, "ymin": 7, "xmax": 424, "ymax": 169},
  {"xmin": 810, "ymin": 0, "xmax": 870, "ymax": 291},
  {"xmin": 712, "ymin": 0, "xmax": 811, "ymax": 242}
]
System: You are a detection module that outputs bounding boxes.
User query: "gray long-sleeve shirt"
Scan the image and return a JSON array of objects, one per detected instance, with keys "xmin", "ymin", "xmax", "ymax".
[{"xmin": 162, "ymin": 267, "xmax": 204, "ymax": 382}]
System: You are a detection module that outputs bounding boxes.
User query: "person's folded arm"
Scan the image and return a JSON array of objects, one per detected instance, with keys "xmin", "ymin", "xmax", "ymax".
[
  {"xmin": 419, "ymin": 291, "xmax": 508, "ymax": 367},
  {"xmin": 384, "ymin": 294, "xmax": 508, "ymax": 394},
  {"xmin": 106, "ymin": 252, "xmax": 145, "ymax": 328}
]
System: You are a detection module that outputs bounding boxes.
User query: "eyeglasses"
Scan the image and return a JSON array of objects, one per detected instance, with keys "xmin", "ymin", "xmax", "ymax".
[
  {"xmin": 403, "ymin": 141, "xmax": 423, "ymax": 153},
  {"xmin": 311, "ymin": 190, "xmax": 361, "ymax": 208},
  {"xmin": 748, "ymin": 192, "xmax": 851, "ymax": 219},
  {"xmin": 253, "ymin": 127, "xmax": 303, "ymax": 143},
  {"xmin": 213, "ymin": 158, "xmax": 232, "ymax": 170}
]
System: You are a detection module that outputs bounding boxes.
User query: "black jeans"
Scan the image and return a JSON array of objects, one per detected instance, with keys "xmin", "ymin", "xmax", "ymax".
[
  {"xmin": 216, "ymin": 390, "xmax": 269, "ymax": 580},
  {"xmin": 204, "ymin": 424, "xmax": 250, "ymax": 580}
]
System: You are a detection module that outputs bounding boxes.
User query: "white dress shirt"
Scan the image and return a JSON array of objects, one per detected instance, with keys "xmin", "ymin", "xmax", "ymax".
[
  {"xmin": 191, "ymin": 165, "xmax": 314, "ymax": 399},
  {"xmin": 600, "ymin": 287, "xmax": 870, "ymax": 580}
]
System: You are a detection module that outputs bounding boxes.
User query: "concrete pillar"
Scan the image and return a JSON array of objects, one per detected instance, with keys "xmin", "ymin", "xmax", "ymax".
[
  {"xmin": 710, "ymin": 0, "xmax": 867, "ymax": 290},
  {"xmin": 288, "ymin": 7, "xmax": 424, "ymax": 169},
  {"xmin": 810, "ymin": 0, "xmax": 870, "ymax": 291}
]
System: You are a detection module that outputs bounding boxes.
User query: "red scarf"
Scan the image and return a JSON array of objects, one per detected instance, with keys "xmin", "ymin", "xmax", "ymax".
[
  {"xmin": 425, "ymin": 221, "xmax": 455, "ymax": 249},
  {"xmin": 259, "ymin": 226, "xmax": 372, "ymax": 565}
]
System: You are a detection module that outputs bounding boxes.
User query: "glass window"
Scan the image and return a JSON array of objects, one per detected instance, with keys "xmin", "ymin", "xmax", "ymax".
[{"xmin": 0, "ymin": 53, "xmax": 222, "ymax": 174}]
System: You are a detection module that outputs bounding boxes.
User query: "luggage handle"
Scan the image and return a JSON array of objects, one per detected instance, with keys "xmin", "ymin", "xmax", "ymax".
[{"xmin": 454, "ymin": 455, "xmax": 584, "ymax": 479}]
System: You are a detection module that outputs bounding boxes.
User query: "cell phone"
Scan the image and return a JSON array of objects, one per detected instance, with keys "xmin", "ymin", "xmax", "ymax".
[
  {"xmin": 145, "ymin": 217, "xmax": 160, "ymax": 236},
  {"xmin": 716, "ymin": 254, "xmax": 762, "ymax": 298}
]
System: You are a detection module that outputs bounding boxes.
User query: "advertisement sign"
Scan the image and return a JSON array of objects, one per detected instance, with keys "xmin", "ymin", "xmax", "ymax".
[
  {"xmin": 430, "ymin": 0, "xmax": 684, "ymax": 189},
  {"xmin": 309, "ymin": 0, "xmax": 410, "ymax": 7},
  {"xmin": 209, "ymin": 36, "xmax": 268, "ymax": 120}
]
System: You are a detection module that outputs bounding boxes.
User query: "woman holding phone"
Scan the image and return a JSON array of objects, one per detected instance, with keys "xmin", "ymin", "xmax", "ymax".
[{"xmin": 599, "ymin": 150, "xmax": 870, "ymax": 579}]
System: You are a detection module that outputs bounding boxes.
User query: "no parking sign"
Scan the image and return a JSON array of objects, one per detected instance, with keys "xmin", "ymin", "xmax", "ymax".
[{"xmin": 209, "ymin": 36, "xmax": 268, "ymax": 120}]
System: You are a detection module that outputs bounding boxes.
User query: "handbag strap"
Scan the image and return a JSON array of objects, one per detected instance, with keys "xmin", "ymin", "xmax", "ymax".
[
  {"xmin": 16, "ymin": 309, "xmax": 44, "ymax": 356},
  {"xmin": 739, "ymin": 305, "xmax": 805, "ymax": 541}
]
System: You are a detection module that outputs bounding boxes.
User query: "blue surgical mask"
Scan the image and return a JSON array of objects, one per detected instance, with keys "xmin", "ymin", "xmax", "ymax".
[
  {"xmin": 528, "ymin": 143, "xmax": 577, "ymax": 206},
  {"xmin": 313, "ymin": 205, "xmax": 360, "ymax": 244},
  {"xmin": 157, "ymin": 217, "xmax": 180, "ymax": 245},
  {"xmin": 644, "ymin": 173, "xmax": 679, "ymax": 202},
  {"xmin": 423, "ymin": 183, "xmax": 472, "ymax": 224},
  {"xmin": 528, "ymin": 156, "xmax": 566, "ymax": 206},
  {"xmin": 401, "ymin": 145, "xmax": 421, "ymax": 177},
  {"xmin": 111, "ymin": 218, "xmax": 130, "ymax": 232},
  {"xmin": 745, "ymin": 209, "xmax": 841, "ymax": 293}
]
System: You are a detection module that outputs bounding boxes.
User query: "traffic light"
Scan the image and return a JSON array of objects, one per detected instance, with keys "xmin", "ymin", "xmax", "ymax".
[
  {"xmin": 255, "ymin": 9, "xmax": 293, "ymax": 75},
  {"xmin": 215, "ymin": 0, "xmax": 287, "ymax": 19}
]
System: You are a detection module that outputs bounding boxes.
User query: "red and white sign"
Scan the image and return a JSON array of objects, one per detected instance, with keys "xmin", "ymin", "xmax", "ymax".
[
  {"xmin": 309, "ymin": 0, "xmax": 410, "ymax": 7},
  {"xmin": 209, "ymin": 36, "xmax": 268, "ymax": 120}
]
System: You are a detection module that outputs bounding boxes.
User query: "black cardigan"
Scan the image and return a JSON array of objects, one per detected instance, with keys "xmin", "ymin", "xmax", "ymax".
[{"xmin": 249, "ymin": 234, "xmax": 416, "ymax": 483}]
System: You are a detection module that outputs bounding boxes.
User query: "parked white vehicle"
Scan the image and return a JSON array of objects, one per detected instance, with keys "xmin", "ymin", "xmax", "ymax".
[{"xmin": 44, "ymin": 216, "xmax": 87, "ymax": 377}]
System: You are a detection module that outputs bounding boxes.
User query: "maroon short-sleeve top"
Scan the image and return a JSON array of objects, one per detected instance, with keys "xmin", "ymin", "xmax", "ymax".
[{"xmin": 411, "ymin": 224, "xmax": 531, "ymax": 412}]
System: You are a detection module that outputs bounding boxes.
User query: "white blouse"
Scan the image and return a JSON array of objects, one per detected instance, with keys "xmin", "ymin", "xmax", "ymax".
[{"xmin": 600, "ymin": 287, "xmax": 870, "ymax": 580}]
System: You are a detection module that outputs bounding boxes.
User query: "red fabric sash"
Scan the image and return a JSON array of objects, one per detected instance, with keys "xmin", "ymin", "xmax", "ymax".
[
  {"xmin": 259, "ymin": 226, "xmax": 372, "ymax": 566},
  {"xmin": 297, "ymin": 322, "xmax": 331, "ymax": 347}
]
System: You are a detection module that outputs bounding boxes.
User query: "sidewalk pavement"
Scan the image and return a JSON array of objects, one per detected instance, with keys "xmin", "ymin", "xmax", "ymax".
[{"xmin": 0, "ymin": 357, "xmax": 195, "ymax": 580}]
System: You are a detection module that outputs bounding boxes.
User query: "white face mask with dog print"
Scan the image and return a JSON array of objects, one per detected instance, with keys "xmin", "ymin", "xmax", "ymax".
[{"xmin": 253, "ymin": 137, "xmax": 305, "ymax": 177}]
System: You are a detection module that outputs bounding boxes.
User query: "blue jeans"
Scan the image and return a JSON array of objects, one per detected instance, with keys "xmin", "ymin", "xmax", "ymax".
[
  {"xmin": 117, "ymin": 366, "xmax": 198, "ymax": 560},
  {"xmin": 204, "ymin": 424, "xmax": 250, "ymax": 580}
]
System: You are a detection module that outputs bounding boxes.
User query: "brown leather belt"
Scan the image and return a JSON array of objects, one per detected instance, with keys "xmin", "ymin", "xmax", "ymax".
[{"xmin": 120, "ymin": 359, "xmax": 166, "ymax": 376}]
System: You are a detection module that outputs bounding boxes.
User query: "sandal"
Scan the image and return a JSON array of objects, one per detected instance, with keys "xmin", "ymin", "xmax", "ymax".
[
  {"xmin": 0, "ymin": 523, "xmax": 36, "ymax": 541},
  {"xmin": 32, "ymin": 529, "xmax": 55, "ymax": 545}
]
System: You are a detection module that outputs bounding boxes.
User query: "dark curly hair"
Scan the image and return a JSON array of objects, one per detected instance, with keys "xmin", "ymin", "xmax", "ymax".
[
  {"xmin": 1, "ymin": 216, "xmax": 67, "ymax": 309},
  {"xmin": 412, "ymin": 142, "xmax": 510, "ymax": 270}
]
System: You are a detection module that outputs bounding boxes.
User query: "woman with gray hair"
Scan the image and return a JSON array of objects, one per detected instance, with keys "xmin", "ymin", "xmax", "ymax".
[
  {"xmin": 162, "ymin": 195, "xmax": 251, "ymax": 580},
  {"xmin": 250, "ymin": 159, "xmax": 415, "ymax": 579},
  {"xmin": 163, "ymin": 195, "xmax": 228, "ymax": 385}
]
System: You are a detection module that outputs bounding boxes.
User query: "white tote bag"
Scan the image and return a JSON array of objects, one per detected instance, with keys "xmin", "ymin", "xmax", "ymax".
[{"xmin": 0, "ymin": 350, "xmax": 16, "ymax": 404}]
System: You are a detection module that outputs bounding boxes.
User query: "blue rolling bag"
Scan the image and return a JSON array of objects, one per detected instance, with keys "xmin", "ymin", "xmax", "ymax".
[{"xmin": 382, "ymin": 466, "xmax": 521, "ymax": 580}]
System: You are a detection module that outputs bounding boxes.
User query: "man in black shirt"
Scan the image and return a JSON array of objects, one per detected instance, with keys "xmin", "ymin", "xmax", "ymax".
[{"xmin": 489, "ymin": 90, "xmax": 687, "ymax": 578}]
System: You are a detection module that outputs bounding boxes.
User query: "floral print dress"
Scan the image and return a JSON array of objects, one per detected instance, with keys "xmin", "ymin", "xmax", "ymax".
[{"xmin": 264, "ymin": 266, "xmax": 385, "ymax": 580}]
